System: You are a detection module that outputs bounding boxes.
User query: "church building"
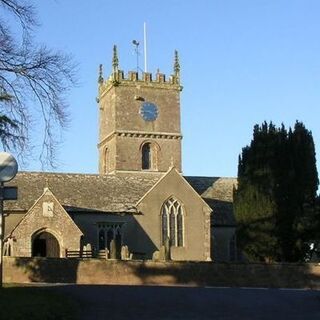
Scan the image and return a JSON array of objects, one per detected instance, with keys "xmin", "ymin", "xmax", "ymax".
[{"xmin": 4, "ymin": 47, "xmax": 237, "ymax": 262}]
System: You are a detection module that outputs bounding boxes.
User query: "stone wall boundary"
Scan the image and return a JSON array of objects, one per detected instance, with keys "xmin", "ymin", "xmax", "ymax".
[{"xmin": 4, "ymin": 257, "xmax": 320, "ymax": 289}]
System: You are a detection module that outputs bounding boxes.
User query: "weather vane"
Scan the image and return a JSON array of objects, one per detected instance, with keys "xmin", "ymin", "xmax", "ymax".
[
  {"xmin": 132, "ymin": 40, "xmax": 142, "ymax": 73},
  {"xmin": 132, "ymin": 23, "xmax": 148, "ymax": 74}
]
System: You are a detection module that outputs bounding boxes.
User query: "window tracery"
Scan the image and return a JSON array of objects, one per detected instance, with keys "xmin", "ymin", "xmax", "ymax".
[
  {"xmin": 97, "ymin": 223, "xmax": 123, "ymax": 253},
  {"xmin": 161, "ymin": 197, "xmax": 184, "ymax": 247}
]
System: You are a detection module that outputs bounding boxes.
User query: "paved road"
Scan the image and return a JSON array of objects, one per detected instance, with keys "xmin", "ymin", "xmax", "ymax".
[{"xmin": 52, "ymin": 284, "xmax": 320, "ymax": 320}]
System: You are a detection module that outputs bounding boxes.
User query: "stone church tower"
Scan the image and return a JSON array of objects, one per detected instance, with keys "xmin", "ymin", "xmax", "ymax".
[{"xmin": 97, "ymin": 46, "xmax": 183, "ymax": 174}]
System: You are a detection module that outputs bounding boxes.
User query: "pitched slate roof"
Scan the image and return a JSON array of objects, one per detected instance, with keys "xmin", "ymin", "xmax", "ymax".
[
  {"xmin": 5, "ymin": 171, "xmax": 237, "ymax": 226},
  {"xmin": 185, "ymin": 177, "xmax": 237, "ymax": 226},
  {"xmin": 5, "ymin": 171, "xmax": 163, "ymax": 213}
]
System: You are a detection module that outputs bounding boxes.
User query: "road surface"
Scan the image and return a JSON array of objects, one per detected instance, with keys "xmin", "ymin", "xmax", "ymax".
[{"xmin": 50, "ymin": 284, "xmax": 320, "ymax": 320}]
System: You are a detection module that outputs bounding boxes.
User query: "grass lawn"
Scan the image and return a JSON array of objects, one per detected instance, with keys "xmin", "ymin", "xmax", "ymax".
[{"xmin": 0, "ymin": 284, "xmax": 78, "ymax": 320}]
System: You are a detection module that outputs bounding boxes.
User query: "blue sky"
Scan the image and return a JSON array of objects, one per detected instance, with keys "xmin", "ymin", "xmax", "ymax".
[{"xmin": 18, "ymin": 0, "xmax": 320, "ymax": 178}]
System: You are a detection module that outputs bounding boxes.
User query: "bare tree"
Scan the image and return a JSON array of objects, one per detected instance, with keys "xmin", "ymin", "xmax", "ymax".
[{"xmin": 0, "ymin": 0, "xmax": 76, "ymax": 167}]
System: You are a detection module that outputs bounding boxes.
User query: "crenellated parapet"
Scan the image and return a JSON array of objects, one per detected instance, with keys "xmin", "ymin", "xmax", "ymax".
[{"xmin": 98, "ymin": 46, "xmax": 183, "ymax": 97}]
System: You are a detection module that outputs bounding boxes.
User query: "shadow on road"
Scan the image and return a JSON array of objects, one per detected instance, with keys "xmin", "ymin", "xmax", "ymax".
[{"xmin": 50, "ymin": 284, "xmax": 320, "ymax": 320}]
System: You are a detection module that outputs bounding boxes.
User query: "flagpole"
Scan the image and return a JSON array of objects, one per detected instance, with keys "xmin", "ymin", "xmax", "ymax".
[{"xmin": 144, "ymin": 22, "xmax": 147, "ymax": 72}]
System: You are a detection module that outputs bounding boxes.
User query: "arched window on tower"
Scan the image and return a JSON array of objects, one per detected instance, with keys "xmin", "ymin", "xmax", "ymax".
[
  {"xmin": 141, "ymin": 142, "xmax": 159, "ymax": 171},
  {"xmin": 142, "ymin": 143, "xmax": 152, "ymax": 170},
  {"xmin": 161, "ymin": 197, "xmax": 184, "ymax": 247}
]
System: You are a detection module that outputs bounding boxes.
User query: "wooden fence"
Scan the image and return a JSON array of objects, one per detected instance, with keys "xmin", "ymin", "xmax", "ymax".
[{"xmin": 65, "ymin": 249, "xmax": 94, "ymax": 258}]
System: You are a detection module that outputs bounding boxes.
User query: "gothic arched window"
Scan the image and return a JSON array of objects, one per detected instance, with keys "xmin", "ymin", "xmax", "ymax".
[
  {"xmin": 161, "ymin": 197, "xmax": 184, "ymax": 247},
  {"xmin": 142, "ymin": 143, "xmax": 152, "ymax": 170}
]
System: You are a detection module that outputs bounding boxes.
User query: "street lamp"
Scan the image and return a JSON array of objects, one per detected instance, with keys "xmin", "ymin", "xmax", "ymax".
[{"xmin": 0, "ymin": 152, "xmax": 18, "ymax": 287}]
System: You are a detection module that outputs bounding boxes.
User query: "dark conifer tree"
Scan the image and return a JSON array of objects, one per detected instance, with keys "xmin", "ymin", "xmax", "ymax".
[{"xmin": 234, "ymin": 121, "xmax": 319, "ymax": 262}]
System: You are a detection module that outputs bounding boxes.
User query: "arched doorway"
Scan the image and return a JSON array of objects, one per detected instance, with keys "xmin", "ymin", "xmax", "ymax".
[{"xmin": 32, "ymin": 231, "xmax": 60, "ymax": 257}]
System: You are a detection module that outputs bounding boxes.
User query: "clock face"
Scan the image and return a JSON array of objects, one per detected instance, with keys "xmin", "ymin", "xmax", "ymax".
[{"xmin": 139, "ymin": 102, "xmax": 158, "ymax": 121}]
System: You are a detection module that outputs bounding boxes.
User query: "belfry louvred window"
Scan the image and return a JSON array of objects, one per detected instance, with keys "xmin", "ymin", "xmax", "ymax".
[{"xmin": 161, "ymin": 197, "xmax": 184, "ymax": 247}]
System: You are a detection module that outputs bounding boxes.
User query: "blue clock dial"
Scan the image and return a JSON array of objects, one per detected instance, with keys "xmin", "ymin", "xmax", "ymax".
[{"xmin": 140, "ymin": 102, "xmax": 158, "ymax": 121}]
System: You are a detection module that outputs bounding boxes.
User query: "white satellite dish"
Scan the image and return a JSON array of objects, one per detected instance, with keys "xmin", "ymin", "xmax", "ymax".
[{"xmin": 0, "ymin": 152, "xmax": 18, "ymax": 182}]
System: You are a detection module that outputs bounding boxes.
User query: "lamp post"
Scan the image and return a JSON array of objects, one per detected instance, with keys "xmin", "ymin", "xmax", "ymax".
[{"xmin": 0, "ymin": 152, "xmax": 18, "ymax": 287}]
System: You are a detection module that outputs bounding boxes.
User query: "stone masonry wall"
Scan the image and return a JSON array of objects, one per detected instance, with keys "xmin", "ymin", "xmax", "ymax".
[
  {"xmin": 4, "ymin": 257, "xmax": 320, "ymax": 289},
  {"xmin": 98, "ymin": 74, "xmax": 182, "ymax": 174},
  {"xmin": 136, "ymin": 168, "xmax": 211, "ymax": 261},
  {"xmin": 11, "ymin": 189, "xmax": 82, "ymax": 257}
]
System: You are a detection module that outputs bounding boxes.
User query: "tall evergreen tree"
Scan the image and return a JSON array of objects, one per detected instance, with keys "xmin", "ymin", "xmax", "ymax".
[{"xmin": 234, "ymin": 121, "xmax": 319, "ymax": 262}]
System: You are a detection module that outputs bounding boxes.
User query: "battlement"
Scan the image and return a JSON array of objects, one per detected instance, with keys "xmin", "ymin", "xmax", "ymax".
[
  {"xmin": 111, "ymin": 70, "xmax": 179, "ymax": 84},
  {"xmin": 98, "ymin": 70, "xmax": 182, "ymax": 95},
  {"xmin": 98, "ymin": 45, "xmax": 182, "ymax": 94}
]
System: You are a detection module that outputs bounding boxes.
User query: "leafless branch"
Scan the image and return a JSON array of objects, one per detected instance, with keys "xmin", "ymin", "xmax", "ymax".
[{"xmin": 0, "ymin": 0, "xmax": 76, "ymax": 168}]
